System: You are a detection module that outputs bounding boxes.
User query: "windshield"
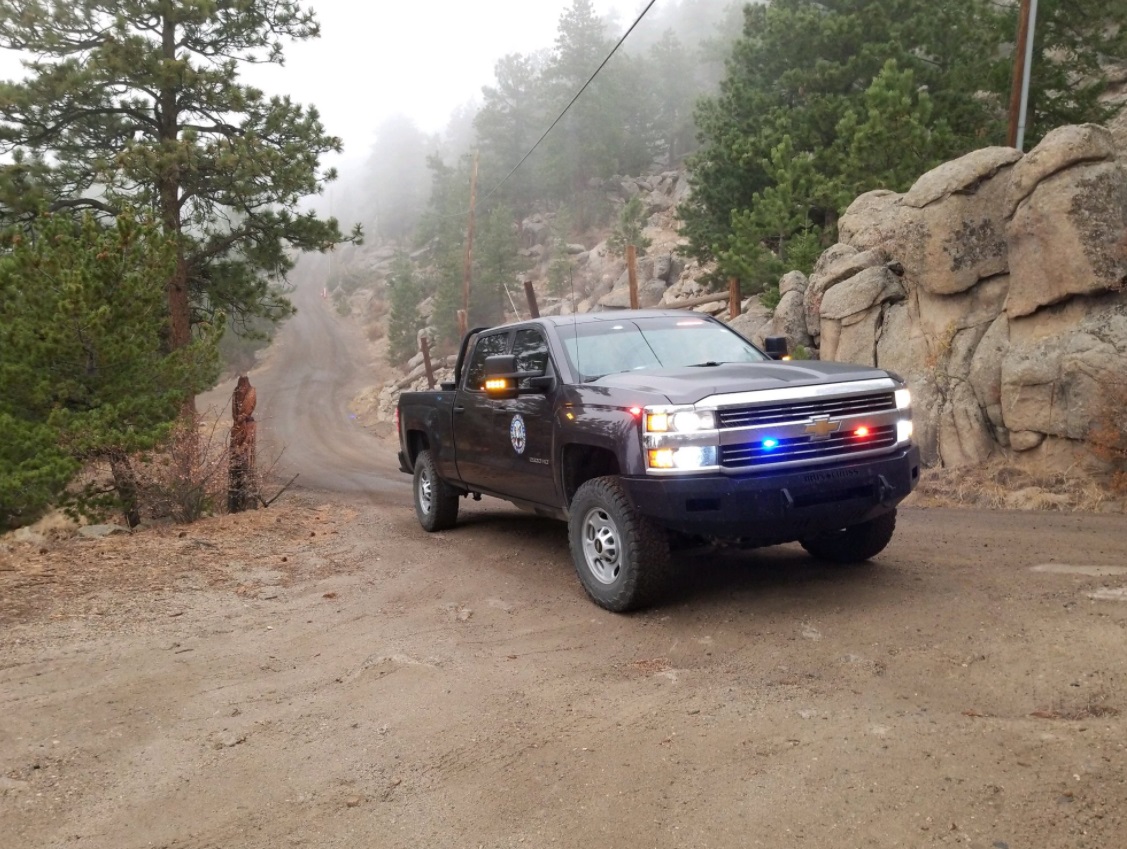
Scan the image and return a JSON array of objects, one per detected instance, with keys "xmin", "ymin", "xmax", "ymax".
[{"xmin": 558, "ymin": 316, "xmax": 768, "ymax": 382}]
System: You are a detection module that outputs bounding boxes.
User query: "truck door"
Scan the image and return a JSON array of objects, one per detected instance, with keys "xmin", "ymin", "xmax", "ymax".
[
  {"xmin": 452, "ymin": 330, "xmax": 510, "ymax": 491},
  {"xmin": 491, "ymin": 328, "xmax": 561, "ymax": 508}
]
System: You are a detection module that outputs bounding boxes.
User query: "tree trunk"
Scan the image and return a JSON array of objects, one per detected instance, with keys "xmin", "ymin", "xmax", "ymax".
[
  {"xmin": 108, "ymin": 451, "xmax": 142, "ymax": 529},
  {"xmin": 228, "ymin": 376, "xmax": 258, "ymax": 513},
  {"xmin": 159, "ymin": 10, "xmax": 199, "ymax": 477}
]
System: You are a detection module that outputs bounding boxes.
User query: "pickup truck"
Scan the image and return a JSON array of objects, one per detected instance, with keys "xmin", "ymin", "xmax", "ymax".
[{"xmin": 397, "ymin": 310, "xmax": 920, "ymax": 612}]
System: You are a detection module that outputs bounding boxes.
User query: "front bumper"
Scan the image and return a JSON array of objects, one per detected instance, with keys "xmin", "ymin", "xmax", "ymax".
[{"xmin": 621, "ymin": 445, "xmax": 921, "ymax": 543}]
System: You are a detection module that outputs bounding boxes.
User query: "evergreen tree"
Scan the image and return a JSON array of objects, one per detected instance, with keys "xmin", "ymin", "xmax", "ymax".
[
  {"xmin": 1018, "ymin": 0, "xmax": 1127, "ymax": 143},
  {"xmin": 539, "ymin": 0, "xmax": 657, "ymax": 205},
  {"xmin": 680, "ymin": 0, "xmax": 1127, "ymax": 273},
  {"xmin": 475, "ymin": 53, "xmax": 549, "ymax": 214},
  {"xmin": 362, "ymin": 115, "xmax": 431, "ymax": 242},
  {"xmin": 471, "ymin": 205, "xmax": 528, "ymax": 327},
  {"xmin": 647, "ymin": 29, "xmax": 700, "ymax": 164},
  {"xmin": 0, "ymin": 0, "xmax": 356, "ymax": 356},
  {"xmin": 607, "ymin": 195, "xmax": 653, "ymax": 258},
  {"xmin": 417, "ymin": 155, "xmax": 471, "ymax": 347},
  {"xmin": 0, "ymin": 213, "xmax": 219, "ymax": 529},
  {"xmin": 386, "ymin": 253, "xmax": 422, "ymax": 366}
]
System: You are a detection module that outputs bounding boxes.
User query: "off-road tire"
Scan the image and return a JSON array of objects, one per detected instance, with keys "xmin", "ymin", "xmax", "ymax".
[
  {"xmin": 413, "ymin": 449, "xmax": 460, "ymax": 532},
  {"xmin": 800, "ymin": 509, "xmax": 897, "ymax": 563},
  {"xmin": 568, "ymin": 476, "xmax": 669, "ymax": 612}
]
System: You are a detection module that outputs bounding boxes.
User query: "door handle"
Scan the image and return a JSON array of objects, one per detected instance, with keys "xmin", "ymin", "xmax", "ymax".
[{"xmin": 453, "ymin": 405, "xmax": 466, "ymax": 414}]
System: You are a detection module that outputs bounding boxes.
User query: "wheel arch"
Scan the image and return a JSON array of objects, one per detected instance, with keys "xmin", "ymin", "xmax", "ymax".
[
  {"xmin": 404, "ymin": 429, "xmax": 430, "ymax": 468},
  {"xmin": 561, "ymin": 443, "xmax": 621, "ymax": 507}
]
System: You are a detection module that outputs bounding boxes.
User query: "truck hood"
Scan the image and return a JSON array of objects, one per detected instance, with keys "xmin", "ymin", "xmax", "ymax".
[{"xmin": 587, "ymin": 361, "xmax": 895, "ymax": 405}]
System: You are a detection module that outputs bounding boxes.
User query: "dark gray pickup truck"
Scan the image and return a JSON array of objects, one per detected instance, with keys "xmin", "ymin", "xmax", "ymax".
[{"xmin": 397, "ymin": 310, "xmax": 920, "ymax": 611}]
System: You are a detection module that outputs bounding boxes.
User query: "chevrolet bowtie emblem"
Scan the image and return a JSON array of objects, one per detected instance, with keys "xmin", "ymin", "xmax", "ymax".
[{"xmin": 804, "ymin": 415, "xmax": 841, "ymax": 440}]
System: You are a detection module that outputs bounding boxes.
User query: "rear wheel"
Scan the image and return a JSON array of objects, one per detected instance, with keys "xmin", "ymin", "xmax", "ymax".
[
  {"xmin": 413, "ymin": 449, "xmax": 459, "ymax": 531},
  {"xmin": 568, "ymin": 476, "xmax": 669, "ymax": 612},
  {"xmin": 800, "ymin": 509, "xmax": 897, "ymax": 563}
]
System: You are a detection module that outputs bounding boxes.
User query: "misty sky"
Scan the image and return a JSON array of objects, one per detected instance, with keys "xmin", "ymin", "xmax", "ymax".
[
  {"xmin": 0, "ymin": 1, "xmax": 638, "ymax": 163},
  {"xmin": 248, "ymin": 0, "xmax": 635, "ymax": 151}
]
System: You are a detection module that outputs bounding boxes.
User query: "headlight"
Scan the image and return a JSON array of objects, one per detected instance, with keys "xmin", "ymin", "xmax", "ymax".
[
  {"xmin": 897, "ymin": 419, "xmax": 914, "ymax": 443},
  {"xmin": 645, "ymin": 407, "xmax": 716, "ymax": 433},
  {"xmin": 648, "ymin": 446, "xmax": 718, "ymax": 470},
  {"xmin": 895, "ymin": 388, "xmax": 911, "ymax": 410}
]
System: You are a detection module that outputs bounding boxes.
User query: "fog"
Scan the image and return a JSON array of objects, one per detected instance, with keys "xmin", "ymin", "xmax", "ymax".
[
  {"xmin": 0, "ymin": 1, "xmax": 741, "ymax": 241},
  {"xmin": 242, "ymin": 1, "xmax": 641, "ymax": 166},
  {"xmin": 0, "ymin": 2, "xmax": 633, "ymax": 155}
]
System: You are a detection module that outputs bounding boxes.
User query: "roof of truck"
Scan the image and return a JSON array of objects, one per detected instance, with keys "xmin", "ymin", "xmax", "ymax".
[{"xmin": 497, "ymin": 309, "xmax": 721, "ymax": 329}]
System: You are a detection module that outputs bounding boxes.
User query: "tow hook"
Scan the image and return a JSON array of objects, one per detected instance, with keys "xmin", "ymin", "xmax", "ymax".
[{"xmin": 876, "ymin": 475, "xmax": 896, "ymax": 506}]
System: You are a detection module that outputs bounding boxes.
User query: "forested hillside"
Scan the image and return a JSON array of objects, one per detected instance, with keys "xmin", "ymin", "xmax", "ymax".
[
  {"xmin": 329, "ymin": 0, "xmax": 1126, "ymax": 363},
  {"xmin": 2, "ymin": 0, "xmax": 1124, "ymax": 527}
]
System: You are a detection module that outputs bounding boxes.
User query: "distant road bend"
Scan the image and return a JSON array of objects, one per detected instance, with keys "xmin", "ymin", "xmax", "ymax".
[{"xmin": 201, "ymin": 278, "xmax": 409, "ymax": 502}]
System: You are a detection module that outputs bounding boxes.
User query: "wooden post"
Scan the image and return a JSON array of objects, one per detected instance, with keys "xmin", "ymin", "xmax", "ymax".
[
  {"xmin": 626, "ymin": 244, "xmax": 639, "ymax": 309},
  {"xmin": 728, "ymin": 276, "xmax": 741, "ymax": 318},
  {"xmin": 1007, "ymin": 0, "xmax": 1034, "ymax": 148},
  {"xmin": 228, "ymin": 376, "xmax": 258, "ymax": 513},
  {"xmin": 420, "ymin": 335, "xmax": 435, "ymax": 389},
  {"xmin": 461, "ymin": 151, "xmax": 480, "ymax": 320},
  {"xmin": 457, "ymin": 309, "xmax": 467, "ymax": 340},
  {"xmin": 524, "ymin": 280, "xmax": 540, "ymax": 318}
]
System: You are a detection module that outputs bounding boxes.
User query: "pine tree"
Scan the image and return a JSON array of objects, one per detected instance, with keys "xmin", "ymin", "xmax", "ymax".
[
  {"xmin": 0, "ymin": 1, "xmax": 356, "ymax": 356},
  {"xmin": 679, "ymin": 0, "xmax": 1127, "ymax": 272},
  {"xmin": 386, "ymin": 254, "xmax": 422, "ymax": 366},
  {"xmin": 417, "ymin": 154, "xmax": 471, "ymax": 347},
  {"xmin": 475, "ymin": 53, "xmax": 549, "ymax": 214},
  {"xmin": 539, "ymin": 0, "xmax": 657, "ymax": 205},
  {"xmin": 471, "ymin": 205, "xmax": 528, "ymax": 327},
  {"xmin": 607, "ymin": 195, "xmax": 653, "ymax": 259},
  {"xmin": 0, "ymin": 213, "xmax": 219, "ymax": 529}
]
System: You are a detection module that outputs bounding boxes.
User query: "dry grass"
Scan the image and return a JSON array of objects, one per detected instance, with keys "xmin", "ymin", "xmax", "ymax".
[{"xmin": 911, "ymin": 457, "xmax": 1124, "ymax": 512}]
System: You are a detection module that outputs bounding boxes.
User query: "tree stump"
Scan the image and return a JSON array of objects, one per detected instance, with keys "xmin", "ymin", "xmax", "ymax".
[{"xmin": 228, "ymin": 376, "xmax": 258, "ymax": 513}]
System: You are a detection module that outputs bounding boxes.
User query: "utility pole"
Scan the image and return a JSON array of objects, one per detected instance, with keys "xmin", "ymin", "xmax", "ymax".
[
  {"xmin": 1007, "ymin": 0, "xmax": 1039, "ymax": 151},
  {"xmin": 461, "ymin": 151, "xmax": 480, "ymax": 332}
]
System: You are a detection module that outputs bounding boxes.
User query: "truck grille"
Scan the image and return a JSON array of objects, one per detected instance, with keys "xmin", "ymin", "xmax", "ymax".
[
  {"xmin": 720, "ymin": 424, "xmax": 898, "ymax": 469},
  {"xmin": 717, "ymin": 391, "xmax": 896, "ymax": 429}
]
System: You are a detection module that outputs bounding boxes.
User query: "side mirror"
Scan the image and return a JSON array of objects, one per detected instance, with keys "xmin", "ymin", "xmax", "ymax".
[
  {"xmin": 482, "ymin": 354, "xmax": 519, "ymax": 399},
  {"xmin": 764, "ymin": 336, "xmax": 790, "ymax": 361},
  {"xmin": 482, "ymin": 354, "xmax": 553, "ymax": 398},
  {"xmin": 526, "ymin": 374, "xmax": 556, "ymax": 392}
]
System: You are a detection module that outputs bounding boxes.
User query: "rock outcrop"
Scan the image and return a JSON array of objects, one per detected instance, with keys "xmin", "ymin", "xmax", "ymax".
[
  {"xmin": 361, "ymin": 125, "xmax": 1126, "ymax": 482},
  {"xmin": 794, "ymin": 124, "xmax": 1127, "ymax": 471}
]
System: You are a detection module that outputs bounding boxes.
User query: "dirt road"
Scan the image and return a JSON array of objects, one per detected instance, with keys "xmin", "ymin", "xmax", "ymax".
[{"xmin": 3, "ymin": 281, "xmax": 1127, "ymax": 849}]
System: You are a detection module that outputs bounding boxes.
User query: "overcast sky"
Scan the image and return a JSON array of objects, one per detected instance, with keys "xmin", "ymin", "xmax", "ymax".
[{"xmin": 0, "ymin": 1, "xmax": 637, "ymax": 163}]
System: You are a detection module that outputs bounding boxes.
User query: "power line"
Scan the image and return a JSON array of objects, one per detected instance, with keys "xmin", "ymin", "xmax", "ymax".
[{"xmin": 477, "ymin": 0, "xmax": 658, "ymax": 207}]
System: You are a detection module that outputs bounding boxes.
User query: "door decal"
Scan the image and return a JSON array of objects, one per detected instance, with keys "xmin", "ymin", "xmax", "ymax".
[{"xmin": 510, "ymin": 414, "xmax": 527, "ymax": 455}]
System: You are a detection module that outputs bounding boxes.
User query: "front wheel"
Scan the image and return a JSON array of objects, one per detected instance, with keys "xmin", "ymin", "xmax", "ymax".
[
  {"xmin": 413, "ymin": 449, "xmax": 459, "ymax": 532},
  {"xmin": 800, "ymin": 509, "xmax": 897, "ymax": 563},
  {"xmin": 568, "ymin": 476, "xmax": 669, "ymax": 612}
]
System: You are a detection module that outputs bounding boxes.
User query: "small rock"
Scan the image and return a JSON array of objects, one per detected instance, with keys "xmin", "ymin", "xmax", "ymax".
[
  {"xmin": 211, "ymin": 731, "xmax": 247, "ymax": 750},
  {"xmin": 801, "ymin": 624, "xmax": 823, "ymax": 641},
  {"xmin": 77, "ymin": 524, "xmax": 129, "ymax": 538},
  {"xmin": 0, "ymin": 776, "xmax": 30, "ymax": 794},
  {"xmin": 12, "ymin": 528, "xmax": 47, "ymax": 546},
  {"xmin": 345, "ymin": 796, "xmax": 362, "ymax": 808}
]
